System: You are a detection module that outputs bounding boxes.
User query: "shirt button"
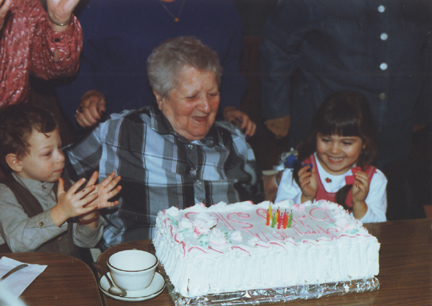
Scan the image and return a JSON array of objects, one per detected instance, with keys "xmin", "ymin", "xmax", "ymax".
[
  {"xmin": 378, "ymin": 5, "xmax": 385, "ymax": 13},
  {"xmin": 39, "ymin": 222, "xmax": 44, "ymax": 227},
  {"xmin": 188, "ymin": 144, "xmax": 193, "ymax": 149},
  {"xmin": 379, "ymin": 62, "xmax": 388, "ymax": 71},
  {"xmin": 380, "ymin": 33, "xmax": 388, "ymax": 41},
  {"xmin": 379, "ymin": 93, "xmax": 386, "ymax": 100},
  {"xmin": 189, "ymin": 169, "xmax": 197, "ymax": 177}
]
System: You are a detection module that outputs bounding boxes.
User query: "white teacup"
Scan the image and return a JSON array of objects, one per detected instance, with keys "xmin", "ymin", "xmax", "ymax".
[{"xmin": 108, "ymin": 249, "xmax": 158, "ymax": 291}]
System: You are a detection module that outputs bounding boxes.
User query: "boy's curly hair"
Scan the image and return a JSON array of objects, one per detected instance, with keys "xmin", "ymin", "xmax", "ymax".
[{"xmin": 0, "ymin": 104, "xmax": 58, "ymax": 174}]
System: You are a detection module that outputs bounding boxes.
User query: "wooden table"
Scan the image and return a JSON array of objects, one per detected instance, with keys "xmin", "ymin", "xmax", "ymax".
[
  {"xmin": 0, "ymin": 252, "xmax": 103, "ymax": 306},
  {"xmin": 98, "ymin": 218, "xmax": 432, "ymax": 305}
]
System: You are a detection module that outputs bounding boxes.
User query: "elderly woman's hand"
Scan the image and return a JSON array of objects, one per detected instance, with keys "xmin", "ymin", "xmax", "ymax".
[
  {"xmin": 47, "ymin": 0, "xmax": 80, "ymax": 32},
  {"xmin": 0, "ymin": 0, "xmax": 12, "ymax": 32},
  {"xmin": 223, "ymin": 106, "xmax": 256, "ymax": 137},
  {"xmin": 75, "ymin": 90, "xmax": 106, "ymax": 129}
]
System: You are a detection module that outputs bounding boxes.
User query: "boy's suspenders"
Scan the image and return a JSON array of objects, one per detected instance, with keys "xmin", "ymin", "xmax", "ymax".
[{"xmin": 0, "ymin": 175, "xmax": 79, "ymax": 257}]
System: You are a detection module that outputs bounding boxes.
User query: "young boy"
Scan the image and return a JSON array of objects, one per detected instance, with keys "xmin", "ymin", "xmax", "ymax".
[{"xmin": 0, "ymin": 104, "xmax": 121, "ymax": 256}]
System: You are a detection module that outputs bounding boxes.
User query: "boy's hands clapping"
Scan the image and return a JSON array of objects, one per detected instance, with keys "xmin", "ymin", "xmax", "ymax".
[
  {"xmin": 86, "ymin": 171, "xmax": 122, "ymax": 210},
  {"xmin": 50, "ymin": 171, "xmax": 121, "ymax": 227},
  {"xmin": 298, "ymin": 165, "xmax": 317, "ymax": 203}
]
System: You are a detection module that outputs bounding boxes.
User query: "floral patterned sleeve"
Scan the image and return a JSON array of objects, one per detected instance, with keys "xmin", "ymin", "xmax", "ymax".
[
  {"xmin": 28, "ymin": 2, "xmax": 83, "ymax": 80},
  {"xmin": 0, "ymin": 0, "xmax": 83, "ymax": 107}
]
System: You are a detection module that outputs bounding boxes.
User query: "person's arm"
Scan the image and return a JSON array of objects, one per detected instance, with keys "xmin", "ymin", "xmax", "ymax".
[
  {"xmin": 358, "ymin": 170, "xmax": 387, "ymax": 223},
  {"xmin": 63, "ymin": 124, "xmax": 104, "ymax": 181},
  {"xmin": 0, "ymin": 184, "xmax": 67, "ymax": 252},
  {"xmin": 260, "ymin": 0, "xmax": 316, "ymax": 138},
  {"xmin": 55, "ymin": 0, "xmax": 101, "ymax": 129},
  {"xmin": 29, "ymin": 0, "xmax": 83, "ymax": 80},
  {"xmin": 275, "ymin": 168, "xmax": 303, "ymax": 204}
]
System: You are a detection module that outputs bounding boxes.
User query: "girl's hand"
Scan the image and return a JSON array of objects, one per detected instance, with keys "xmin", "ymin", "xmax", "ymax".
[
  {"xmin": 298, "ymin": 165, "xmax": 317, "ymax": 203},
  {"xmin": 352, "ymin": 171, "xmax": 370, "ymax": 205},
  {"xmin": 0, "ymin": 0, "xmax": 12, "ymax": 31},
  {"xmin": 46, "ymin": 0, "xmax": 80, "ymax": 32},
  {"xmin": 89, "ymin": 171, "xmax": 122, "ymax": 209},
  {"xmin": 51, "ymin": 177, "xmax": 99, "ymax": 226},
  {"xmin": 351, "ymin": 171, "xmax": 369, "ymax": 220}
]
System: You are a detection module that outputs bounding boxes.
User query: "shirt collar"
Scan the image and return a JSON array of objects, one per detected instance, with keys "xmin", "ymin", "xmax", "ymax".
[{"xmin": 11, "ymin": 172, "xmax": 55, "ymax": 195}]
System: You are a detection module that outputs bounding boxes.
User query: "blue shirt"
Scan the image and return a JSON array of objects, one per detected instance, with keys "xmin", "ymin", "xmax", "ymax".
[
  {"xmin": 260, "ymin": 0, "xmax": 432, "ymax": 166},
  {"xmin": 64, "ymin": 105, "xmax": 263, "ymax": 250}
]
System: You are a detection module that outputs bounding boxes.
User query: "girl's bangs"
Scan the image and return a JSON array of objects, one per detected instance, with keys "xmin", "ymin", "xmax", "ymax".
[{"xmin": 317, "ymin": 113, "xmax": 361, "ymax": 137}]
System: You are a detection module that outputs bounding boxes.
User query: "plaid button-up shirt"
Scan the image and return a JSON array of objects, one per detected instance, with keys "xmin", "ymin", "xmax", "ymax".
[{"xmin": 64, "ymin": 105, "xmax": 263, "ymax": 250}]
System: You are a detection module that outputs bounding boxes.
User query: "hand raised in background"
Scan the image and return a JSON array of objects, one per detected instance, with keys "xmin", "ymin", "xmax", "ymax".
[
  {"xmin": 75, "ymin": 90, "xmax": 107, "ymax": 128},
  {"xmin": 265, "ymin": 114, "xmax": 291, "ymax": 139},
  {"xmin": 46, "ymin": 0, "xmax": 80, "ymax": 31},
  {"xmin": 0, "ymin": 0, "xmax": 12, "ymax": 31}
]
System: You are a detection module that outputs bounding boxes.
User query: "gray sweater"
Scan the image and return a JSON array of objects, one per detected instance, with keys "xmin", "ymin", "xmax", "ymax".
[{"xmin": 0, "ymin": 173, "xmax": 103, "ymax": 253}]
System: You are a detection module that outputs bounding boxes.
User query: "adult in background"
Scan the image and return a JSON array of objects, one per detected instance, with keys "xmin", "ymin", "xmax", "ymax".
[
  {"xmin": 260, "ymin": 0, "xmax": 432, "ymax": 168},
  {"xmin": 0, "ymin": 0, "xmax": 82, "ymax": 107},
  {"xmin": 55, "ymin": 0, "xmax": 256, "ymax": 137},
  {"xmin": 64, "ymin": 37, "xmax": 264, "ymax": 250}
]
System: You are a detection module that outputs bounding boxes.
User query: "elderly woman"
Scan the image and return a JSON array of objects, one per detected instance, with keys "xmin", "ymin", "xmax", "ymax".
[{"xmin": 64, "ymin": 37, "xmax": 263, "ymax": 250}]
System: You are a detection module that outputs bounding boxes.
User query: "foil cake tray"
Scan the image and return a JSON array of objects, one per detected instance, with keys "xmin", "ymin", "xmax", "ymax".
[{"xmin": 160, "ymin": 266, "xmax": 380, "ymax": 305}]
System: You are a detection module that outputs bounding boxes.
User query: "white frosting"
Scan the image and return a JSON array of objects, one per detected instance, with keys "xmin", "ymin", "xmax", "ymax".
[{"xmin": 154, "ymin": 200, "xmax": 380, "ymax": 297}]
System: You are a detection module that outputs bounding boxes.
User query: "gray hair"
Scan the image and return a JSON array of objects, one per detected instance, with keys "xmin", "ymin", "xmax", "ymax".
[{"xmin": 147, "ymin": 36, "xmax": 223, "ymax": 98}]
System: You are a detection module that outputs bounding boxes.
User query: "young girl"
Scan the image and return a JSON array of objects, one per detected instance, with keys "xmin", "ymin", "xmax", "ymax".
[{"xmin": 275, "ymin": 91, "xmax": 387, "ymax": 223}]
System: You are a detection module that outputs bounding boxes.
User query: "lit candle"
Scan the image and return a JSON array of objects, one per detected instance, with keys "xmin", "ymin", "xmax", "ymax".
[
  {"xmin": 271, "ymin": 212, "xmax": 277, "ymax": 228},
  {"xmin": 277, "ymin": 208, "xmax": 282, "ymax": 229},
  {"xmin": 266, "ymin": 207, "xmax": 270, "ymax": 226},
  {"xmin": 282, "ymin": 210, "xmax": 288, "ymax": 229},
  {"xmin": 287, "ymin": 211, "xmax": 293, "ymax": 228}
]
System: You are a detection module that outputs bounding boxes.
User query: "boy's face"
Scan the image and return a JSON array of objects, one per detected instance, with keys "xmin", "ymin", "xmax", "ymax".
[{"xmin": 16, "ymin": 129, "xmax": 65, "ymax": 183}]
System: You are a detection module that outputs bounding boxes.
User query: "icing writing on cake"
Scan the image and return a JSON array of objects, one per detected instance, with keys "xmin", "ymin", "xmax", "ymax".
[{"xmin": 162, "ymin": 200, "xmax": 366, "ymax": 255}]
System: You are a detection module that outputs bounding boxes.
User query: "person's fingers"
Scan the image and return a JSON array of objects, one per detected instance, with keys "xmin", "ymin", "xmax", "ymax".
[
  {"xmin": 86, "ymin": 97, "xmax": 102, "ymax": 120},
  {"xmin": 78, "ymin": 185, "xmax": 96, "ymax": 200},
  {"xmin": 86, "ymin": 171, "xmax": 99, "ymax": 187},
  {"xmin": 76, "ymin": 112, "xmax": 95, "ymax": 128},
  {"xmin": 81, "ymin": 106, "xmax": 98, "ymax": 124},
  {"xmin": 56, "ymin": 177, "xmax": 65, "ymax": 197},
  {"xmin": 97, "ymin": 98, "xmax": 106, "ymax": 116},
  {"xmin": 68, "ymin": 178, "xmax": 87, "ymax": 195}
]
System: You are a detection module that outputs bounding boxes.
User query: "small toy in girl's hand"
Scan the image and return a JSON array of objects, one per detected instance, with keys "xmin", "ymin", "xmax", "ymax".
[
  {"xmin": 281, "ymin": 148, "xmax": 300, "ymax": 168},
  {"xmin": 302, "ymin": 163, "xmax": 313, "ymax": 172},
  {"xmin": 345, "ymin": 176, "xmax": 355, "ymax": 185},
  {"xmin": 351, "ymin": 166, "xmax": 361, "ymax": 174},
  {"xmin": 345, "ymin": 167, "xmax": 361, "ymax": 184}
]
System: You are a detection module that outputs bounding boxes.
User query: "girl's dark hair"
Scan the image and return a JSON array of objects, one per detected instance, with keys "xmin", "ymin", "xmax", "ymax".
[
  {"xmin": 0, "ymin": 104, "xmax": 58, "ymax": 174},
  {"xmin": 293, "ymin": 91, "xmax": 377, "ymax": 210}
]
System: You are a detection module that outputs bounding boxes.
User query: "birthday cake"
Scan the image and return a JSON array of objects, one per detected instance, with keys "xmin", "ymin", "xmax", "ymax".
[{"xmin": 154, "ymin": 200, "xmax": 380, "ymax": 297}]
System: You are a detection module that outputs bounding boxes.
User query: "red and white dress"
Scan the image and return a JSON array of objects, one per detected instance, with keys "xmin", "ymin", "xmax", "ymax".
[
  {"xmin": 275, "ymin": 153, "xmax": 387, "ymax": 223},
  {"xmin": 0, "ymin": 0, "xmax": 83, "ymax": 107}
]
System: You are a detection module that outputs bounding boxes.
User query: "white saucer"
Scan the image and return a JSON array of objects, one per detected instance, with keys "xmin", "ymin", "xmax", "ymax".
[{"xmin": 99, "ymin": 271, "xmax": 166, "ymax": 301}]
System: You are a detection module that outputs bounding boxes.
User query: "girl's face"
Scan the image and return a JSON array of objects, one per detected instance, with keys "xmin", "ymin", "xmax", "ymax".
[{"xmin": 316, "ymin": 133, "xmax": 365, "ymax": 175}]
